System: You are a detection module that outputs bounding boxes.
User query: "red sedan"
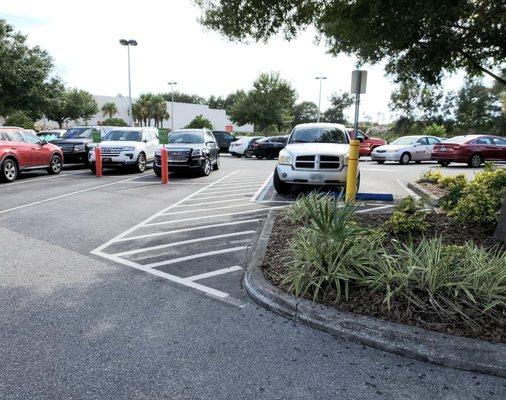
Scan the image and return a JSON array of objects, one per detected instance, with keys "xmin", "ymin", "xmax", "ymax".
[
  {"xmin": 350, "ymin": 129, "xmax": 387, "ymax": 156},
  {"xmin": 432, "ymin": 135, "xmax": 506, "ymax": 167},
  {"xmin": 0, "ymin": 127, "xmax": 64, "ymax": 182}
]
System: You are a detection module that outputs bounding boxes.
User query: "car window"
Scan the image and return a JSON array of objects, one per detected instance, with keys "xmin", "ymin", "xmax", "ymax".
[
  {"xmin": 1, "ymin": 130, "xmax": 24, "ymax": 142},
  {"xmin": 427, "ymin": 137, "xmax": 440, "ymax": 145},
  {"xmin": 22, "ymin": 132, "xmax": 42, "ymax": 144},
  {"xmin": 289, "ymin": 127, "xmax": 348, "ymax": 144},
  {"xmin": 224, "ymin": 132, "xmax": 235, "ymax": 140},
  {"xmin": 417, "ymin": 137, "xmax": 428, "ymax": 145},
  {"xmin": 492, "ymin": 137, "xmax": 506, "ymax": 146},
  {"xmin": 212, "ymin": 132, "xmax": 223, "ymax": 140},
  {"xmin": 472, "ymin": 137, "xmax": 493, "ymax": 145},
  {"xmin": 104, "ymin": 130, "xmax": 142, "ymax": 141},
  {"xmin": 355, "ymin": 130, "xmax": 365, "ymax": 139}
]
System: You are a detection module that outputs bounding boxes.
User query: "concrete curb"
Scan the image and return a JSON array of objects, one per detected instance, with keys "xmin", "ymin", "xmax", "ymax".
[
  {"xmin": 244, "ymin": 210, "xmax": 506, "ymax": 378},
  {"xmin": 407, "ymin": 182, "xmax": 441, "ymax": 206}
]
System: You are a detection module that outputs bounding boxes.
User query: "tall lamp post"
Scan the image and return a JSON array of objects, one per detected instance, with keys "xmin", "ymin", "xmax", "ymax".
[
  {"xmin": 315, "ymin": 76, "xmax": 327, "ymax": 122},
  {"xmin": 119, "ymin": 39, "xmax": 137, "ymax": 126},
  {"xmin": 168, "ymin": 81, "xmax": 177, "ymax": 131}
]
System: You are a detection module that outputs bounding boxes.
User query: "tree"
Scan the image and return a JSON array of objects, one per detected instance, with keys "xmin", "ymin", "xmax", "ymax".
[
  {"xmin": 0, "ymin": 20, "xmax": 54, "ymax": 117},
  {"xmin": 102, "ymin": 117, "xmax": 127, "ymax": 127},
  {"xmin": 292, "ymin": 101, "xmax": 319, "ymax": 125},
  {"xmin": 322, "ymin": 92, "xmax": 353, "ymax": 123},
  {"xmin": 101, "ymin": 102, "xmax": 118, "ymax": 119},
  {"xmin": 208, "ymin": 90, "xmax": 246, "ymax": 112},
  {"xmin": 185, "ymin": 115, "xmax": 213, "ymax": 129},
  {"xmin": 195, "ymin": 0, "xmax": 506, "ymax": 86},
  {"xmin": 454, "ymin": 78, "xmax": 502, "ymax": 134},
  {"xmin": 5, "ymin": 111, "xmax": 34, "ymax": 129},
  {"xmin": 228, "ymin": 72, "xmax": 296, "ymax": 131},
  {"xmin": 45, "ymin": 88, "xmax": 98, "ymax": 128},
  {"xmin": 132, "ymin": 94, "xmax": 169, "ymax": 128},
  {"xmin": 161, "ymin": 91, "xmax": 206, "ymax": 104}
]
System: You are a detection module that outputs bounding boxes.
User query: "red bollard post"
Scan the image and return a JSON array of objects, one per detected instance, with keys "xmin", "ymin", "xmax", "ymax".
[
  {"xmin": 95, "ymin": 147, "xmax": 103, "ymax": 177},
  {"xmin": 161, "ymin": 146, "xmax": 168, "ymax": 184}
]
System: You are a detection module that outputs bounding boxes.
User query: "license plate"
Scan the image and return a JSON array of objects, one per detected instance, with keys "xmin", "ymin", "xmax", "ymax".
[
  {"xmin": 102, "ymin": 158, "xmax": 112, "ymax": 163},
  {"xmin": 310, "ymin": 173, "xmax": 325, "ymax": 183}
]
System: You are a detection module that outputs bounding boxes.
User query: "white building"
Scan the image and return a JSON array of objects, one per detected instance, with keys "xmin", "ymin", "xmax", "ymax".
[{"xmin": 87, "ymin": 95, "xmax": 253, "ymax": 132}]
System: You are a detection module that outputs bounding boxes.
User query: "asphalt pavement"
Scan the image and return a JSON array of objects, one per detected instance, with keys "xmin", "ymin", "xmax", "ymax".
[{"xmin": 1, "ymin": 155, "xmax": 505, "ymax": 399}]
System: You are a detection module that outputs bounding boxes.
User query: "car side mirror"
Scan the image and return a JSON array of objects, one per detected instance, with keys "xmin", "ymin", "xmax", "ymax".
[
  {"xmin": 40, "ymin": 139, "xmax": 48, "ymax": 146},
  {"xmin": 356, "ymin": 137, "xmax": 364, "ymax": 143}
]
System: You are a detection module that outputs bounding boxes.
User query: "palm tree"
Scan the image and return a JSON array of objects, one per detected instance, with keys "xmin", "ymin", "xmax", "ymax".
[{"xmin": 101, "ymin": 102, "xmax": 118, "ymax": 119}]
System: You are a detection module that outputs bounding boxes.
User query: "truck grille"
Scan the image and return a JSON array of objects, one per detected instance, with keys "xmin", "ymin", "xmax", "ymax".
[
  {"xmin": 59, "ymin": 144, "xmax": 74, "ymax": 153},
  {"xmin": 168, "ymin": 149, "xmax": 191, "ymax": 161},
  {"xmin": 101, "ymin": 147, "xmax": 123, "ymax": 156},
  {"xmin": 294, "ymin": 155, "xmax": 340, "ymax": 170}
]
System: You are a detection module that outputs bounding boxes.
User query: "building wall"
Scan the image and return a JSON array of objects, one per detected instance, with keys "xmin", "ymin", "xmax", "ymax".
[{"xmin": 85, "ymin": 95, "xmax": 253, "ymax": 132}]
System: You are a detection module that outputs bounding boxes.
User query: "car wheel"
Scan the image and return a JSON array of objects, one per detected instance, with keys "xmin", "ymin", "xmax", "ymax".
[
  {"xmin": 468, "ymin": 153, "xmax": 483, "ymax": 168},
  {"xmin": 153, "ymin": 164, "xmax": 162, "ymax": 177},
  {"xmin": 438, "ymin": 161, "xmax": 450, "ymax": 167},
  {"xmin": 399, "ymin": 152, "xmax": 411, "ymax": 165},
  {"xmin": 376, "ymin": 160, "xmax": 385, "ymax": 164},
  {"xmin": 47, "ymin": 154, "xmax": 62, "ymax": 175},
  {"xmin": 256, "ymin": 155, "xmax": 264, "ymax": 160},
  {"xmin": 199, "ymin": 157, "xmax": 212, "ymax": 176},
  {"xmin": 213, "ymin": 155, "xmax": 220, "ymax": 171},
  {"xmin": 90, "ymin": 163, "xmax": 96, "ymax": 174},
  {"xmin": 273, "ymin": 168, "xmax": 291, "ymax": 194},
  {"xmin": 1, "ymin": 158, "xmax": 18, "ymax": 182},
  {"xmin": 136, "ymin": 153, "xmax": 147, "ymax": 173},
  {"xmin": 244, "ymin": 150, "xmax": 253, "ymax": 158}
]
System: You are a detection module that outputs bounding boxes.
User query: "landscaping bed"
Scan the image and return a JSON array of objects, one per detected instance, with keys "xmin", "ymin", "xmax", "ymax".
[{"xmin": 262, "ymin": 195, "xmax": 505, "ymax": 344}]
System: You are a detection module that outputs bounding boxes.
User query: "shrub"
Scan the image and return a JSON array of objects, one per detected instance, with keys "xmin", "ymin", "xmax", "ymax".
[
  {"xmin": 282, "ymin": 192, "xmax": 341, "ymax": 225},
  {"xmin": 102, "ymin": 117, "xmax": 128, "ymax": 126},
  {"xmin": 419, "ymin": 169, "xmax": 444, "ymax": 184},
  {"xmin": 390, "ymin": 196, "xmax": 428, "ymax": 235},
  {"xmin": 185, "ymin": 115, "xmax": 213, "ymax": 129},
  {"xmin": 423, "ymin": 123, "xmax": 446, "ymax": 137},
  {"xmin": 5, "ymin": 111, "xmax": 34, "ymax": 129}
]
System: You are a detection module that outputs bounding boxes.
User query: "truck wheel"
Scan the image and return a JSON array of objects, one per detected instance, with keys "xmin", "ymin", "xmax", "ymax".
[
  {"xmin": 89, "ymin": 163, "xmax": 96, "ymax": 174},
  {"xmin": 213, "ymin": 155, "xmax": 220, "ymax": 171},
  {"xmin": 153, "ymin": 164, "xmax": 162, "ymax": 177},
  {"xmin": 199, "ymin": 157, "xmax": 212, "ymax": 176},
  {"xmin": 273, "ymin": 168, "xmax": 290, "ymax": 194}
]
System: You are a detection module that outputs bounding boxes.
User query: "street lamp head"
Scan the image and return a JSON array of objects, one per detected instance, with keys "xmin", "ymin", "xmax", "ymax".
[
  {"xmin": 128, "ymin": 40, "xmax": 138, "ymax": 46},
  {"xmin": 168, "ymin": 81, "xmax": 178, "ymax": 85},
  {"xmin": 119, "ymin": 39, "xmax": 128, "ymax": 46},
  {"xmin": 315, "ymin": 76, "xmax": 327, "ymax": 80}
]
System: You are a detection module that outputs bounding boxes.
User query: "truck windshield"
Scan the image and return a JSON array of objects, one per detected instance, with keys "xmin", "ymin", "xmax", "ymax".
[
  {"xmin": 64, "ymin": 128, "xmax": 91, "ymax": 138},
  {"xmin": 168, "ymin": 131, "xmax": 204, "ymax": 144},
  {"xmin": 104, "ymin": 130, "xmax": 142, "ymax": 141},
  {"xmin": 289, "ymin": 127, "xmax": 348, "ymax": 144}
]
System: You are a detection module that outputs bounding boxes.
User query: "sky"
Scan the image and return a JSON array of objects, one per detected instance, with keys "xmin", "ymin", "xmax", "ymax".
[{"xmin": 1, "ymin": 0, "xmax": 467, "ymax": 123}]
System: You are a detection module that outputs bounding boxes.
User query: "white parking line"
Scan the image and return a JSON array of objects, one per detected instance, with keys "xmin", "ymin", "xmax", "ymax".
[
  {"xmin": 0, "ymin": 175, "xmax": 148, "ymax": 215},
  {"xmin": 113, "ymin": 231, "xmax": 256, "ymax": 257},
  {"xmin": 201, "ymin": 185, "xmax": 265, "ymax": 194},
  {"xmin": 356, "ymin": 204, "xmax": 394, "ymax": 213},
  {"xmin": 185, "ymin": 266, "xmax": 243, "ymax": 282},
  {"xmin": 117, "ymin": 219, "xmax": 261, "ymax": 242},
  {"xmin": 0, "ymin": 171, "xmax": 87, "ymax": 187},
  {"xmin": 195, "ymin": 192, "xmax": 255, "ymax": 200},
  {"xmin": 143, "ymin": 246, "xmax": 248, "ymax": 269},
  {"xmin": 174, "ymin": 198, "xmax": 256, "ymax": 207},
  {"xmin": 144, "ymin": 206, "xmax": 286, "ymax": 227},
  {"xmin": 396, "ymin": 178, "xmax": 420, "ymax": 199},
  {"xmin": 250, "ymin": 173, "xmax": 273, "ymax": 202},
  {"xmin": 161, "ymin": 203, "xmax": 255, "ymax": 216}
]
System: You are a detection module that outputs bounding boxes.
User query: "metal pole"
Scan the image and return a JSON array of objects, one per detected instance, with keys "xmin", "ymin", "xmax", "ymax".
[
  {"xmin": 353, "ymin": 65, "xmax": 361, "ymax": 138},
  {"xmin": 171, "ymin": 84, "xmax": 174, "ymax": 131},
  {"xmin": 127, "ymin": 45, "xmax": 133, "ymax": 127},
  {"xmin": 317, "ymin": 78, "xmax": 323, "ymax": 123}
]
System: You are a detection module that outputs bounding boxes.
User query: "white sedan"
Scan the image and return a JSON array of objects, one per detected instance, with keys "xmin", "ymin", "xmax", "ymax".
[
  {"xmin": 228, "ymin": 136, "xmax": 262, "ymax": 157},
  {"xmin": 371, "ymin": 135, "xmax": 442, "ymax": 164}
]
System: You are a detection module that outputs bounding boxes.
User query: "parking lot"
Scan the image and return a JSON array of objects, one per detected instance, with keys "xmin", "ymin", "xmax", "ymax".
[{"xmin": 2, "ymin": 155, "xmax": 504, "ymax": 399}]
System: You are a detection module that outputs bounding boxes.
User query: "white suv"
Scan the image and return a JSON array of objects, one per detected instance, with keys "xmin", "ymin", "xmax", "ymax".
[
  {"xmin": 89, "ymin": 127, "xmax": 159, "ymax": 173},
  {"xmin": 273, "ymin": 123, "xmax": 356, "ymax": 194}
]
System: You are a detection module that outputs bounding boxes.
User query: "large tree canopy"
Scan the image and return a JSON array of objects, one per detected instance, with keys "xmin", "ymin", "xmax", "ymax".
[
  {"xmin": 195, "ymin": 0, "xmax": 506, "ymax": 85},
  {"xmin": 45, "ymin": 87, "xmax": 98, "ymax": 128}
]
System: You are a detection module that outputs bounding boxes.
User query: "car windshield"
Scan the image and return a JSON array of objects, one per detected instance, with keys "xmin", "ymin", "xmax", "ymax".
[
  {"xmin": 289, "ymin": 127, "xmax": 348, "ymax": 144},
  {"xmin": 391, "ymin": 137, "xmax": 418, "ymax": 145},
  {"xmin": 168, "ymin": 131, "xmax": 204, "ymax": 144},
  {"xmin": 64, "ymin": 127, "xmax": 92, "ymax": 138},
  {"xmin": 38, "ymin": 132, "xmax": 60, "ymax": 141},
  {"xmin": 443, "ymin": 136, "xmax": 471, "ymax": 144},
  {"xmin": 104, "ymin": 130, "xmax": 142, "ymax": 141}
]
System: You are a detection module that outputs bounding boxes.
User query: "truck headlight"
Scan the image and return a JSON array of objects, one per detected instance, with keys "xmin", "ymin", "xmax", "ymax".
[
  {"xmin": 74, "ymin": 144, "xmax": 85, "ymax": 151},
  {"xmin": 192, "ymin": 148, "xmax": 202, "ymax": 157},
  {"xmin": 155, "ymin": 148, "xmax": 161, "ymax": 156},
  {"xmin": 343, "ymin": 155, "xmax": 349, "ymax": 165},
  {"xmin": 122, "ymin": 146, "xmax": 135, "ymax": 151},
  {"xmin": 278, "ymin": 150, "xmax": 293, "ymax": 165}
]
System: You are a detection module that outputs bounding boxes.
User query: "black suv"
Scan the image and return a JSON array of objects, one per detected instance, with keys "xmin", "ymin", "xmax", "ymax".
[
  {"xmin": 154, "ymin": 129, "xmax": 220, "ymax": 177},
  {"xmin": 53, "ymin": 126, "xmax": 113, "ymax": 165},
  {"xmin": 211, "ymin": 130, "xmax": 237, "ymax": 152}
]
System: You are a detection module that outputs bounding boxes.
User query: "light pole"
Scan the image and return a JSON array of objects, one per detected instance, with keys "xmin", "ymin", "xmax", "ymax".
[
  {"xmin": 315, "ymin": 76, "xmax": 327, "ymax": 123},
  {"xmin": 168, "ymin": 81, "xmax": 177, "ymax": 131},
  {"xmin": 119, "ymin": 39, "xmax": 137, "ymax": 126}
]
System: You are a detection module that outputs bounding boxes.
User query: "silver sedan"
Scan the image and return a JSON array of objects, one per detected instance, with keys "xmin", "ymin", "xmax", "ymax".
[{"xmin": 371, "ymin": 135, "xmax": 442, "ymax": 164}]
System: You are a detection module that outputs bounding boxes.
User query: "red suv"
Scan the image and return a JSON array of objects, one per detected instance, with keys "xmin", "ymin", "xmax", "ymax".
[
  {"xmin": 0, "ymin": 127, "xmax": 64, "ymax": 182},
  {"xmin": 350, "ymin": 129, "xmax": 387, "ymax": 156},
  {"xmin": 432, "ymin": 135, "xmax": 506, "ymax": 167}
]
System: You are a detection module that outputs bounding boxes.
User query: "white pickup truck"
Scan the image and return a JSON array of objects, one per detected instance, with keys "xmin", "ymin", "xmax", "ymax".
[{"xmin": 273, "ymin": 123, "xmax": 357, "ymax": 194}]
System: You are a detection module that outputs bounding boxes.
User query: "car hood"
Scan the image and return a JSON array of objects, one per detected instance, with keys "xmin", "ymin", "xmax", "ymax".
[
  {"xmin": 53, "ymin": 138, "xmax": 92, "ymax": 145},
  {"xmin": 373, "ymin": 144, "xmax": 408, "ymax": 152},
  {"xmin": 164, "ymin": 143, "xmax": 205, "ymax": 150},
  {"xmin": 284, "ymin": 143, "xmax": 349, "ymax": 156},
  {"xmin": 98, "ymin": 141, "xmax": 142, "ymax": 148}
]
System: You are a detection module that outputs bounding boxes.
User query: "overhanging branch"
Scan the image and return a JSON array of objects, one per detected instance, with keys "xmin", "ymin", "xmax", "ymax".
[{"xmin": 460, "ymin": 51, "xmax": 506, "ymax": 85}]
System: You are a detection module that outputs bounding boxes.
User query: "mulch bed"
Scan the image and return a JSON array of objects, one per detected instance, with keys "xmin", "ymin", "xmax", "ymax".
[
  {"xmin": 261, "ymin": 211, "xmax": 505, "ymax": 343},
  {"xmin": 417, "ymin": 181, "xmax": 449, "ymax": 198}
]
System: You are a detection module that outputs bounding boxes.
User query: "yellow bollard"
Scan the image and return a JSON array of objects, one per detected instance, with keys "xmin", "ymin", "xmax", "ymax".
[{"xmin": 345, "ymin": 139, "xmax": 360, "ymax": 203}]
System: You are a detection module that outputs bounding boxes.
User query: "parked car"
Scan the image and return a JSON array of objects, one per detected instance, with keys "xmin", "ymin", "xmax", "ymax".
[
  {"xmin": 211, "ymin": 130, "xmax": 238, "ymax": 152},
  {"xmin": 0, "ymin": 127, "xmax": 63, "ymax": 182},
  {"xmin": 432, "ymin": 135, "xmax": 506, "ymax": 167},
  {"xmin": 37, "ymin": 129, "xmax": 67, "ymax": 143},
  {"xmin": 251, "ymin": 136, "xmax": 288, "ymax": 159},
  {"xmin": 349, "ymin": 129, "xmax": 387, "ymax": 156},
  {"xmin": 371, "ymin": 135, "xmax": 443, "ymax": 164},
  {"xmin": 52, "ymin": 126, "xmax": 114, "ymax": 165},
  {"xmin": 153, "ymin": 129, "xmax": 219, "ymax": 177},
  {"xmin": 273, "ymin": 123, "xmax": 355, "ymax": 194},
  {"xmin": 243, "ymin": 137, "xmax": 265, "ymax": 158},
  {"xmin": 88, "ymin": 127, "xmax": 159, "ymax": 173},
  {"xmin": 228, "ymin": 136, "xmax": 262, "ymax": 157}
]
